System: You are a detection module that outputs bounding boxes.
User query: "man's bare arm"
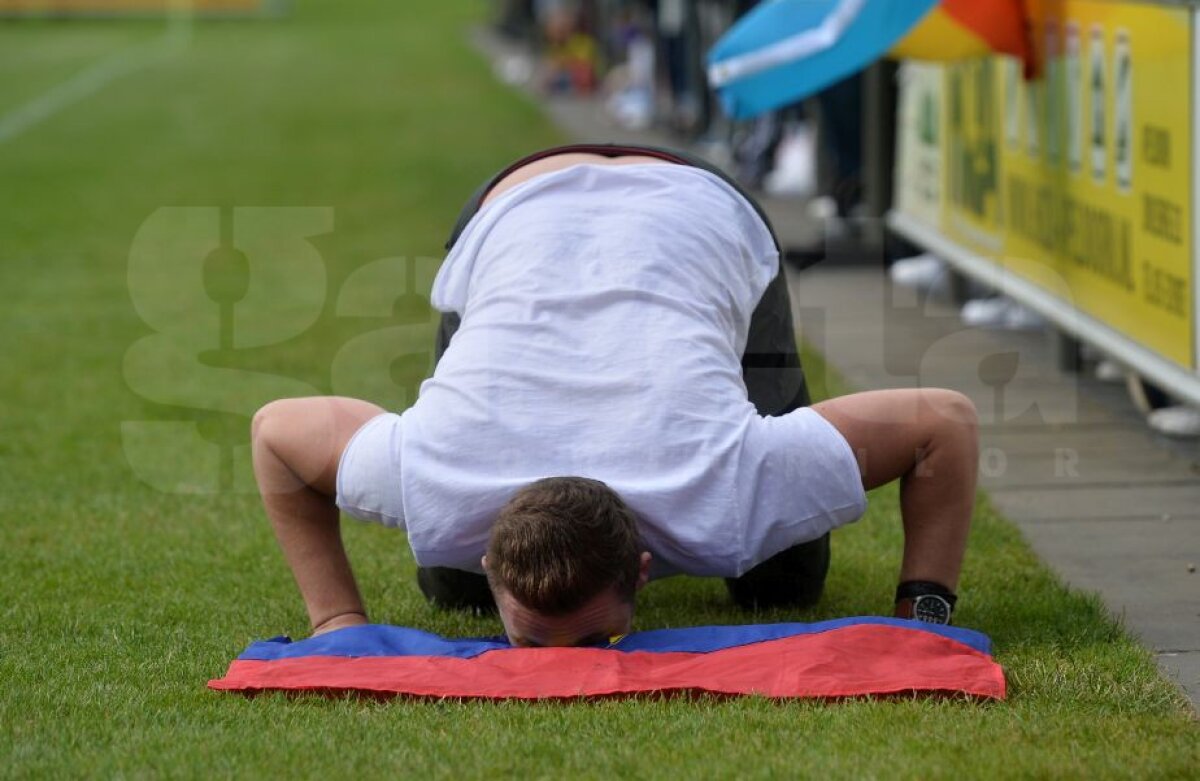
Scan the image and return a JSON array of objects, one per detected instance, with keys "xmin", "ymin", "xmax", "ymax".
[
  {"xmin": 811, "ymin": 388, "xmax": 979, "ymax": 613},
  {"xmin": 251, "ymin": 396, "xmax": 386, "ymax": 635}
]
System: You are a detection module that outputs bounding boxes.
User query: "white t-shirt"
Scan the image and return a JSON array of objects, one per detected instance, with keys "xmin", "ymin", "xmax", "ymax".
[{"xmin": 336, "ymin": 163, "xmax": 866, "ymax": 578}]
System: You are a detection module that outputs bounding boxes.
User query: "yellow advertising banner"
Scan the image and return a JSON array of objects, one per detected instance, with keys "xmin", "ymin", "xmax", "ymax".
[
  {"xmin": 1000, "ymin": 0, "xmax": 1193, "ymax": 368},
  {"xmin": 894, "ymin": 62, "xmax": 946, "ymax": 228},
  {"xmin": 927, "ymin": 1, "xmax": 1194, "ymax": 368},
  {"xmin": 942, "ymin": 58, "xmax": 1007, "ymax": 258}
]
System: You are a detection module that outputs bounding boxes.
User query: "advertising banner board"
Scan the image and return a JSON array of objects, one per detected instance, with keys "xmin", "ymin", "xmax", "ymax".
[{"xmin": 894, "ymin": 1, "xmax": 1194, "ymax": 372}]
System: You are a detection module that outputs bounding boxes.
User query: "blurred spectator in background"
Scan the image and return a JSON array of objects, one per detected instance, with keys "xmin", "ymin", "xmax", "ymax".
[
  {"xmin": 488, "ymin": 0, "xmax": 865, "ymax": 226},
  {"xmin": 537, "ymin": 0, "xmax": 599, "ymax": 94},
  {"xmin": 813, "ymin": 72, "xmax": 864, "ymax": 219},
  {"xmin": 602, "ymin": 4, "xmax": 656, "ymax": 129},
  {"xmin": 653, "ymin": 0, "xmax": 697, "ymax": 133},
  {"xmin": 496, "ymin": 0, "xmax": 536, "ymax": 39}
]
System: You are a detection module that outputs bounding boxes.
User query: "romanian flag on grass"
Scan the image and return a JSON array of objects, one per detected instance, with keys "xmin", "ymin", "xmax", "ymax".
[{"xmin": 209, "ymin": 617, "xmax": 1006, "ymax": 701}]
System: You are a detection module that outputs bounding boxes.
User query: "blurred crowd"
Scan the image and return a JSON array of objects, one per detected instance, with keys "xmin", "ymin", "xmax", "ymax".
[
  {"xmin": 490, "ymin": 0, "xmax": 865, "ymax": 220},
  {"xmin": 489, "ymin": 2, "xmax": 1200, "ymax": 436}
]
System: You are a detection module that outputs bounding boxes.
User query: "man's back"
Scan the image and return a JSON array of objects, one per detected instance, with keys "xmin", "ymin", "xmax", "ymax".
[
  {"xmin": 422, "ymin": 163, "xmax": 778, "ymax": 467},
  {"xmin": 394, "ymin": 163, "xmax": 864, "ymax": 576}
]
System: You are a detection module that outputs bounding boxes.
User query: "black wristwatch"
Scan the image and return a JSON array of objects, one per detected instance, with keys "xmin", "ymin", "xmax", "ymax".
[{"xmin": 895, "ymin": 581, "xmax": 958, "ymax": 625}]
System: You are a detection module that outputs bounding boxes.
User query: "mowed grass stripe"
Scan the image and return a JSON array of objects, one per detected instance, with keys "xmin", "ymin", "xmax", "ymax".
[
  {"xmin": 0, "ymin": 1, "xmax": 1196, "ymax": 777},
  {"xmin": 0, "ymin": 20, "xmax": 166, "ymax": 118}
]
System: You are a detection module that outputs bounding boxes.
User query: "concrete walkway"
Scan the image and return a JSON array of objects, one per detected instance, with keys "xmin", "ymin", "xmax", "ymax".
[{"xmin": 471, "ymin": 28, "xmax": 1199, "ymax": 711}]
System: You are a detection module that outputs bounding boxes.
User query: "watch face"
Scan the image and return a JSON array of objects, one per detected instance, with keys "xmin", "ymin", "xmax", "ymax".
[{"xmin": 913, "ymin": 595, "xmax": 952, "ymax": 625}]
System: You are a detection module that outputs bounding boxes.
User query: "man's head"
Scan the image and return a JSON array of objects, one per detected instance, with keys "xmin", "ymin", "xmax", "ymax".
[{"xmin": 482, "ymin": 476, "xmax": 651, "ymax": 647}]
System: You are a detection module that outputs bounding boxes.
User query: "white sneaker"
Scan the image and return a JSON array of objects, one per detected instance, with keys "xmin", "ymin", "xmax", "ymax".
[
  {"xmin": 1002, "ymin": 301, "xmax": 1047, "ymax": 330},
  {"xmin": 889, "ymin": 253, "xmax": 949, "ymax": 294},
  {"xmin": 1147, "ymin": 405, "xmax": 1200, "ymax": 438},
  {"xmin": 1094, "ymin": 358, "xmax": 1125, "ymax": 382},
  {"xmin": 608, "ymin": 87, "xmax": 654, "ymax": 130},
  {"xmin": 961, "ymin": 296, "xmax": 1011, "ymax": 327},
  {"xmin": 805, "ymin": 195, "xmax": 838, "ymax": 221},
  {"xmin": 763, "ymin": 123, "xmax": 816, "ymax": 198},
  {"xmin": 961, "ymin": 296, "xmax": 1047, "ymax": 330},
  {"xmin": 494, "ymin": 54, "xmax": 534, "ymax": 86}
]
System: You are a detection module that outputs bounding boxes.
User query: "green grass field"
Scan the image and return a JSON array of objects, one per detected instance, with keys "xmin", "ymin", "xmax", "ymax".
[{"xmin": 1, "ymin": 1, "xmax": 1196, "ymax": 777}]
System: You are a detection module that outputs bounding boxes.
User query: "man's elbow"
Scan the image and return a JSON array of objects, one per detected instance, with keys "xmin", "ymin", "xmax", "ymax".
[
  {"xmin": 940, "ymin": 389, "xmax": 978, "ymax": 428},
  {"xmin": 927, "ymin": 389, "xmax": 979, "ymax": 454},
  {"xmin": 252, "ymin": 399, "xmax": 303, "ymax": 449},
  {"xmin": 251, "ymin": 399, "xmax": 300, "ymax": 464}
]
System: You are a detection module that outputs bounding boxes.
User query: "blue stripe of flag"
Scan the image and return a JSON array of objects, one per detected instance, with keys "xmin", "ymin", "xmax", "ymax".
[{"xmin": 238, "ymin": 617, "xmax": 992, "ymax": 661}]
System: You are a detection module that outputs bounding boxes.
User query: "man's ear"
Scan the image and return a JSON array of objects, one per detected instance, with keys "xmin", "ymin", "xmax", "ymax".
[
  {"xmin": 635, "ymin": 551, "xmax": 652, "ymax": 590},
  {"xmin": 480, "ymin": 555, "xmax": 488, "ymax": 573}
]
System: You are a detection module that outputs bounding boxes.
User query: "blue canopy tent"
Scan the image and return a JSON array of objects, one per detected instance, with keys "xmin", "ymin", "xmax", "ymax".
[{"xmin": 707, "ymin": 0, "xmax": 940, "ymax": 120}]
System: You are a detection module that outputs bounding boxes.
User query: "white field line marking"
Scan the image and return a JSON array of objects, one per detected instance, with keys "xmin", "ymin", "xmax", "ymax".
[{"xmin": 0, "ymin": 7, "xmax": 192, "ymax": 145}]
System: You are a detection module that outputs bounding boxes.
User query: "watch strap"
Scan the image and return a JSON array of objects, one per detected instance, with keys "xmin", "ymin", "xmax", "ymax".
[
  {"xmin": 895, "ymin": 581, "xmax": 958, "ymax": 623},
  {"xmin": 895, "ymin": 580, "xmax": 958, "ymax": 607}
]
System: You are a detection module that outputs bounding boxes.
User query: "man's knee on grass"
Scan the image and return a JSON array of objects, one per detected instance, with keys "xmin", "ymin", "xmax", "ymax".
[{"xmin": 482, "ymin": 476, "xmax": 652, "ymax": 648}]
